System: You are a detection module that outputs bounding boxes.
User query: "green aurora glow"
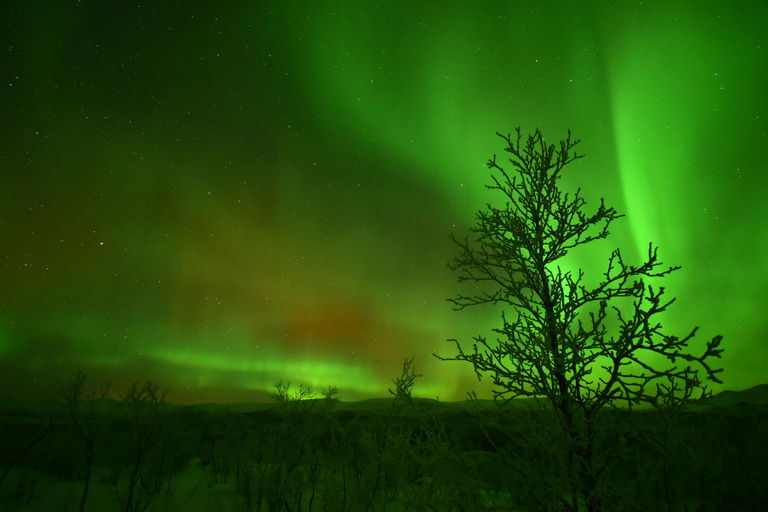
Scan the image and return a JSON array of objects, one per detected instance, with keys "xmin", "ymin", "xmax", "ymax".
[{"xmin": 1, "ymin": 2, "xmax": 766, "ymax": 403}]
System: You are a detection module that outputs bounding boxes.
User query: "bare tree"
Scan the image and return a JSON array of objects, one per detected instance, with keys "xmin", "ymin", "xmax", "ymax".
[
  {"xmin": 114, "ymin": 380, "xmax": 170, "ymax": 512},
  {"xmin": 388, "ymin": 357, "xmax": 423, "ymax": 407},
  {"xmin": 269, "ymin": 380, "xmax": 316, "ymax": 412},
  {"xmin": 53, "ymin": 370, "xmax": 95, "ymax": 512},
  {"xmin": 436, "ymin": 128, "xmax": 724, "ymax": 511}
]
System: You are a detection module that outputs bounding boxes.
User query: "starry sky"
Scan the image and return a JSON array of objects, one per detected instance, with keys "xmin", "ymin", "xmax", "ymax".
[{"xmin": 1, "ymin": 1, "xmax": 766, "ymax": 404}]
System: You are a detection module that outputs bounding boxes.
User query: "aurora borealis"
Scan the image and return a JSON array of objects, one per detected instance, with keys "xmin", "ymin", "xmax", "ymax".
[{"xmin": 1, "ymin": 2, "xmax": 766, "ymax": 404}]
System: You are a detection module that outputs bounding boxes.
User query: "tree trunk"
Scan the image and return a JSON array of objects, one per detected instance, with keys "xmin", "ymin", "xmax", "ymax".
[{"xmin": 78, "ymin": 444, "xmax": 93, "ymax": 512}]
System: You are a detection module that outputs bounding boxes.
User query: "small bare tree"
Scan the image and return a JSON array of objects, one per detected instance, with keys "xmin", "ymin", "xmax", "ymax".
[
  {"xmin": 114, "ymin": 380, "xmax": 170, "ymax": 512},
  {"xmin": 388, "ymin": 357, "xmax": 422, "ymax": 407},
  {"xmin": 269, "ymin": 380, "xmax": 316, "ymax": 412},
  {"xmin": 321, "ymin": 385, "xmax": 340, "ymax": 401},
  {"xmin": 436, "ymin": 128, "xmax": 724, "ymax": 511},
  {"xmin": 53, "ymin": 370, "xmax": 95, "ymax": 512},
  {"xmin": 321, "ymin": 385, "xmax": 341, "ymax": 411}
]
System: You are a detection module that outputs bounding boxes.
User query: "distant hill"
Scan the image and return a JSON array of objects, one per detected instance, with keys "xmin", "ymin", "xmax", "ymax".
[
  {"xmin": 689, "ymin": 383, "xmax": 768, "ymax": 409},
  {"xmin": 2, "ymin": 384, "xmax": 767, "ymax": 418}
]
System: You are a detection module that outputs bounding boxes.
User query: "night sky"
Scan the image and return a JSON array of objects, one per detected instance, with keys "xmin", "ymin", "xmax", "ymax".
[{"xmin": 2, "ymin": 2, "xmax": 766, "ymax": 404}]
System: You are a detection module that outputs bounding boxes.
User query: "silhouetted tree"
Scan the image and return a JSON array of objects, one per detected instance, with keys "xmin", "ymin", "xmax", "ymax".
[
  {"xmin": 114, "ymin": 380, "xmax": 170, "ymax": 512},
  {"xmin": 269, "ymin": 380, "xmax": 316, "ymax": 412},
  {"xmin": 53, "ymin": 370, "xmax": 95, "ymax": 512},
  {"xmin": 388, "ymin": 357, "xmax": 422, "ymax": 407},
  {"xmin": 436, "ymin": 127, "xmax": 724, "ymax": 511}
]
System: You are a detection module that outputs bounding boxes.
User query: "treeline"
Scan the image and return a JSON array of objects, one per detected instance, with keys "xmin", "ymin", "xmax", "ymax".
[{"xmin": 1, "ymin": 372, "xmax": 767, "ymax": 511}]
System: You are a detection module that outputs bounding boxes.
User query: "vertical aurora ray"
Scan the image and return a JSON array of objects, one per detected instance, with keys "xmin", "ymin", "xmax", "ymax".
[
  {"xmin": 609, "ymin": 9, "xmax": 723, "ymax": 262},
  {"xmin": 603, "ymin": 5, "xmax": 768, "ymax": 388}
]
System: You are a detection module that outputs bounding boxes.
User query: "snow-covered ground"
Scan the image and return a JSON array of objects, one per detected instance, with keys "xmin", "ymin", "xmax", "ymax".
[{"xmin": 1, "ymin": 459, "xmax": 242, "ymax": 512}]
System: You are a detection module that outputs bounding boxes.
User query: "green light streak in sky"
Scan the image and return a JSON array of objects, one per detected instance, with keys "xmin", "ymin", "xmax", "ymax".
[
  {"xmin": 609, "ymin": 12, "xmax": 727, "ymax": 263},
  {"xmin": 1, "ymin": 1, "xmax": 766, "ymax": 403}
]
